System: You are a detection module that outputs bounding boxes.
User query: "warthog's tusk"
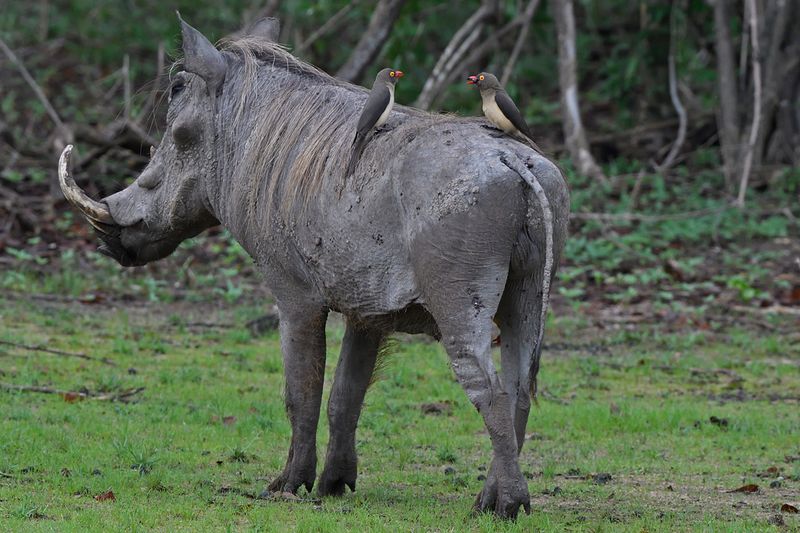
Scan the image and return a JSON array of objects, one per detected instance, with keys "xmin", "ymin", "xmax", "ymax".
[{"xmin": 58, "ymin": 145, "xmax": 114, "ymax": 225}]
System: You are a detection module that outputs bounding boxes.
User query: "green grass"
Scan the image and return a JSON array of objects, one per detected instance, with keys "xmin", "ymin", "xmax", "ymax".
[{"xmin": 1, "ymin": 295, "xmax": 798, "ymax": 532}]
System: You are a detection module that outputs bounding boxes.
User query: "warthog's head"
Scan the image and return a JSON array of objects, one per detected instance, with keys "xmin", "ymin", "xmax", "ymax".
[{"xmin": 59, "ymin": 16, "xmax": 228, "ymax": 266}]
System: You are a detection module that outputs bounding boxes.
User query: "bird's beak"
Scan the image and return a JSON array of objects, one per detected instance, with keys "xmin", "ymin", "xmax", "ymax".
[
  {"xmin": 395, "ymin": 70, "xmax": 404, "ymax": 78},
  {"xmin": 467, "ymin": 75, "xmax": 478, "ymax": 85}
]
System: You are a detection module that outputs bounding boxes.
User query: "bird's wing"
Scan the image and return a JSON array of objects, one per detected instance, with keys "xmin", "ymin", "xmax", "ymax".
[
  {"xmin": 495, "ymin": 90, "xmax": 534, "ymax": 139},
  {"xmin": 356, "ymin": 86, "xmax": 391, "ymax": 135}
]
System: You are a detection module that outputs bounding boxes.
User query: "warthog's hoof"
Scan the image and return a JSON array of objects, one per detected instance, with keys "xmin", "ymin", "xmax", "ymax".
[
  {"xmin": 267, "ymin": 463, "xmax": 316, "ymax": 495},
  {"xmin": 317, "ymin": 460, "xmax": 357, "ymax": 496},
  {"xmin": 473, "ymin": 471, "xmax": 531, "ymax": 519}
]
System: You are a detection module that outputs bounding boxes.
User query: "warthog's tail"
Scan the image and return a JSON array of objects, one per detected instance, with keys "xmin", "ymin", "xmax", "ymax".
[{"xmin": 499, "ymin": 154, "xmax": 554, "ymax": 399}]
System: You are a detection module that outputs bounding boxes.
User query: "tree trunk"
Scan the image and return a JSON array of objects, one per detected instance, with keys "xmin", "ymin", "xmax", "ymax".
[
  {"xmin": 708, "ymin": 0, "xmax": 739, "ymax": 191},
  {"xmin": 336, "ymin": 0, "xmax": 407, "ymax": 83},
  {"xmin": 753, "ymin": 0, "xmax": 790, "ymax": 169},
  {"xmin": 551, "ymin": 0, "xmax": 606, "ymax": 184},
  {"xmin": 735, "ymin": 0, "xmax": 763, "ymax": 206}
]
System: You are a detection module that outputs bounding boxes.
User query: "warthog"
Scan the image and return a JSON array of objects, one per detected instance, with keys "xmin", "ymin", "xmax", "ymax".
[{"xmin": 59, "ymin": 17, "xmax": 569, "ymax": 518}]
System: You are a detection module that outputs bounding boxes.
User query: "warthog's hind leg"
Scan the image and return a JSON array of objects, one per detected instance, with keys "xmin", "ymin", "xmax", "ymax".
[
  {"xmin": 495, "ymin": 277, "xmax": 542, "ymax": 452},
  {"xmin": 424, "ymin": 272, "xmax": 530, "ymax": 518},
  {"xmin": 473, "ymin": 277, "xmax": 543, "ymax": 514},
  {"xmin": 266, "ymin": 306, "xmax": 328, "ymax": 495},
  {"xmin": 318, "ymin": 322, "xmax": 382, "ymax": 496}
]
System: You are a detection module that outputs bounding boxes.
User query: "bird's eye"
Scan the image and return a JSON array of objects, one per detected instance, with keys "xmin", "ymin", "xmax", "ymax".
[
  {"xmin": 389, "ymin": 71, "xmax": 395, "ymax": 77},
  {"xmin": 479, "ymin": 75, "xmax": 485, "ymax": 81}
]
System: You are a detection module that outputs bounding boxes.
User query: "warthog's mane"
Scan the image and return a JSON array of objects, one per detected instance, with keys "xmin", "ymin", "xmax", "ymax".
[{"xmin": 212, "ymin": 37, "xmax": 459, "ymax": 226}]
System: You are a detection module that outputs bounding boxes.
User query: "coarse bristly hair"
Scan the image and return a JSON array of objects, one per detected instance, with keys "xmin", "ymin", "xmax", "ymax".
[{"xmin": 205, "ymin": 36, "xmax": 446, "ymax": 228}]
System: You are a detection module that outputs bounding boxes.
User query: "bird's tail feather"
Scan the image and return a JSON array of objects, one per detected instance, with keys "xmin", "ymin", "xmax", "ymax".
[{"xmin": 346, "ymin": 133, "xmax": 367, "ymax": 178}]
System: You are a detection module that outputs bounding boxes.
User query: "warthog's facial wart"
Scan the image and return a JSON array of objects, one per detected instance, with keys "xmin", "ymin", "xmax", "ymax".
[{"xmin": 58, "ymin": 18, "xmax": 223, "ymax": 266}]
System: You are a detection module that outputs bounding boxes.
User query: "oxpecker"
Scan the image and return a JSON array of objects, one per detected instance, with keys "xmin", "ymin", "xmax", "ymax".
[
  {"xmin": 467, "ymin": 72, "xmax": 540, "ymax": 151},
  {"xmin": 346, "ymin": 68, "xmax": 404, "ymax": 176}
]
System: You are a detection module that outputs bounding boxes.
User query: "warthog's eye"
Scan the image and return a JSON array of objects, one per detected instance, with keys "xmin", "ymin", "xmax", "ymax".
[{"xmin": 169, "ymin": 80, "xmax": 186, "ymax": 101}]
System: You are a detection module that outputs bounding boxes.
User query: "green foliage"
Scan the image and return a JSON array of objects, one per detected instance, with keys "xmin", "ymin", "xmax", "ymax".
[{"xmin": 1, "ymin": 296, "xmax": 798, "ymax": 529}]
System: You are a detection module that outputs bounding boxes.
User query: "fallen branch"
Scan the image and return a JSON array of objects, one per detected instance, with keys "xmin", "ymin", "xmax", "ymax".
[
  {"xmin": 571, "ymin": 204, "xmax": 733, "ymax": 223},
  {"xmin": 0, "ymin": 339, "xmax": 116, "ymax": 366},
  {"xmin": 0, "ymin": 383, "xmax": 145, "ymax": 402},
  {"xmin": 732, "ymin": 304, "xmax": 800, "ymax": 317}
]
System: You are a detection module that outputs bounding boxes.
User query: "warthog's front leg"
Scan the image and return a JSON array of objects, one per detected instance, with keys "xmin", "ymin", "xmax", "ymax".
[
  {"xmin": 267, "ymin": 307, "xmax": 328, "ymax": 495},
  {"xmin": 318, "ymin": 323, "xmax": 382, "ymax": 496}
]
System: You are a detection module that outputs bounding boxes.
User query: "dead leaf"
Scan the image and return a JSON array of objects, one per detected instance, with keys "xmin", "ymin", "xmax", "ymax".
[
  {"xmin": 781, "ymin": 503, "xmax": 799, "ymax": 514},
  {"xmin": 222, "ymin": 416, "xmax": 237, "ymax": 425},
  {"xmin": 694, "ymin": 319, "xmax": 711, "ymax": 330},
  {"xmin": 78, "ymin": 293, "xmax": 105, "ymax": 304},
  {"xmin": 94, "ymin": 490, "xmax": 115, "ymax": 502},
  {"xmin": 787, "ymin": 285, "xmax": 800, "ymax": 304},
  {"xmin": 768, "ymin": 514, "xmax": 785, "ymax": 526},
  {"xmin": 62, "ymin": 392, "xmax": 84, "ymax": 403},
  {"xmin": 420, "ymin": 402, "xmax": 452, "ymax": 415},
  {"xmin": 709, "ymin": 416, "xmax": 729, "ymax": 428},
  {"xmin": 727, "ymin": 483, "xmax": 758, "ymax": 493},
  {"xmin": 592, "ymin": 473, "xmax": 612, "ymax": 485}
]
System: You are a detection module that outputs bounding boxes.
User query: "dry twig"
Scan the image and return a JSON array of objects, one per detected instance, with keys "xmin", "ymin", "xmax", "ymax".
[
  {"xmin": 571, "ymin": 204, "xmax": 733, "ymax": 223},
  {"xmin": 0, "ymin": 383, "xmax": 144, "ymax": 402},
  {"xmin": 0, "ymin": 339, "xmax": 116, "ymax": 366}
]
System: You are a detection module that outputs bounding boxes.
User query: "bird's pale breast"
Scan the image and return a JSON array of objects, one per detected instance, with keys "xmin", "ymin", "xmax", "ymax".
[
  {"xmin": 375, "ymin": 85, "xmax": 395, "ymax": 128},
  {"xmin": 482, "ymin": 94, "xmax": 516, "ymax": 134}
]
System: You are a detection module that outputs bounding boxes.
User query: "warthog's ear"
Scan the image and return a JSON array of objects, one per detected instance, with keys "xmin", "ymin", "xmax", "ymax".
[
  {"xmin": 177, "ymin": 12, "xmax": 226, "ymax": 96},
  {"xmin": 248, "ymin": 17, "xmax": 280, "ymax": 42}
]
